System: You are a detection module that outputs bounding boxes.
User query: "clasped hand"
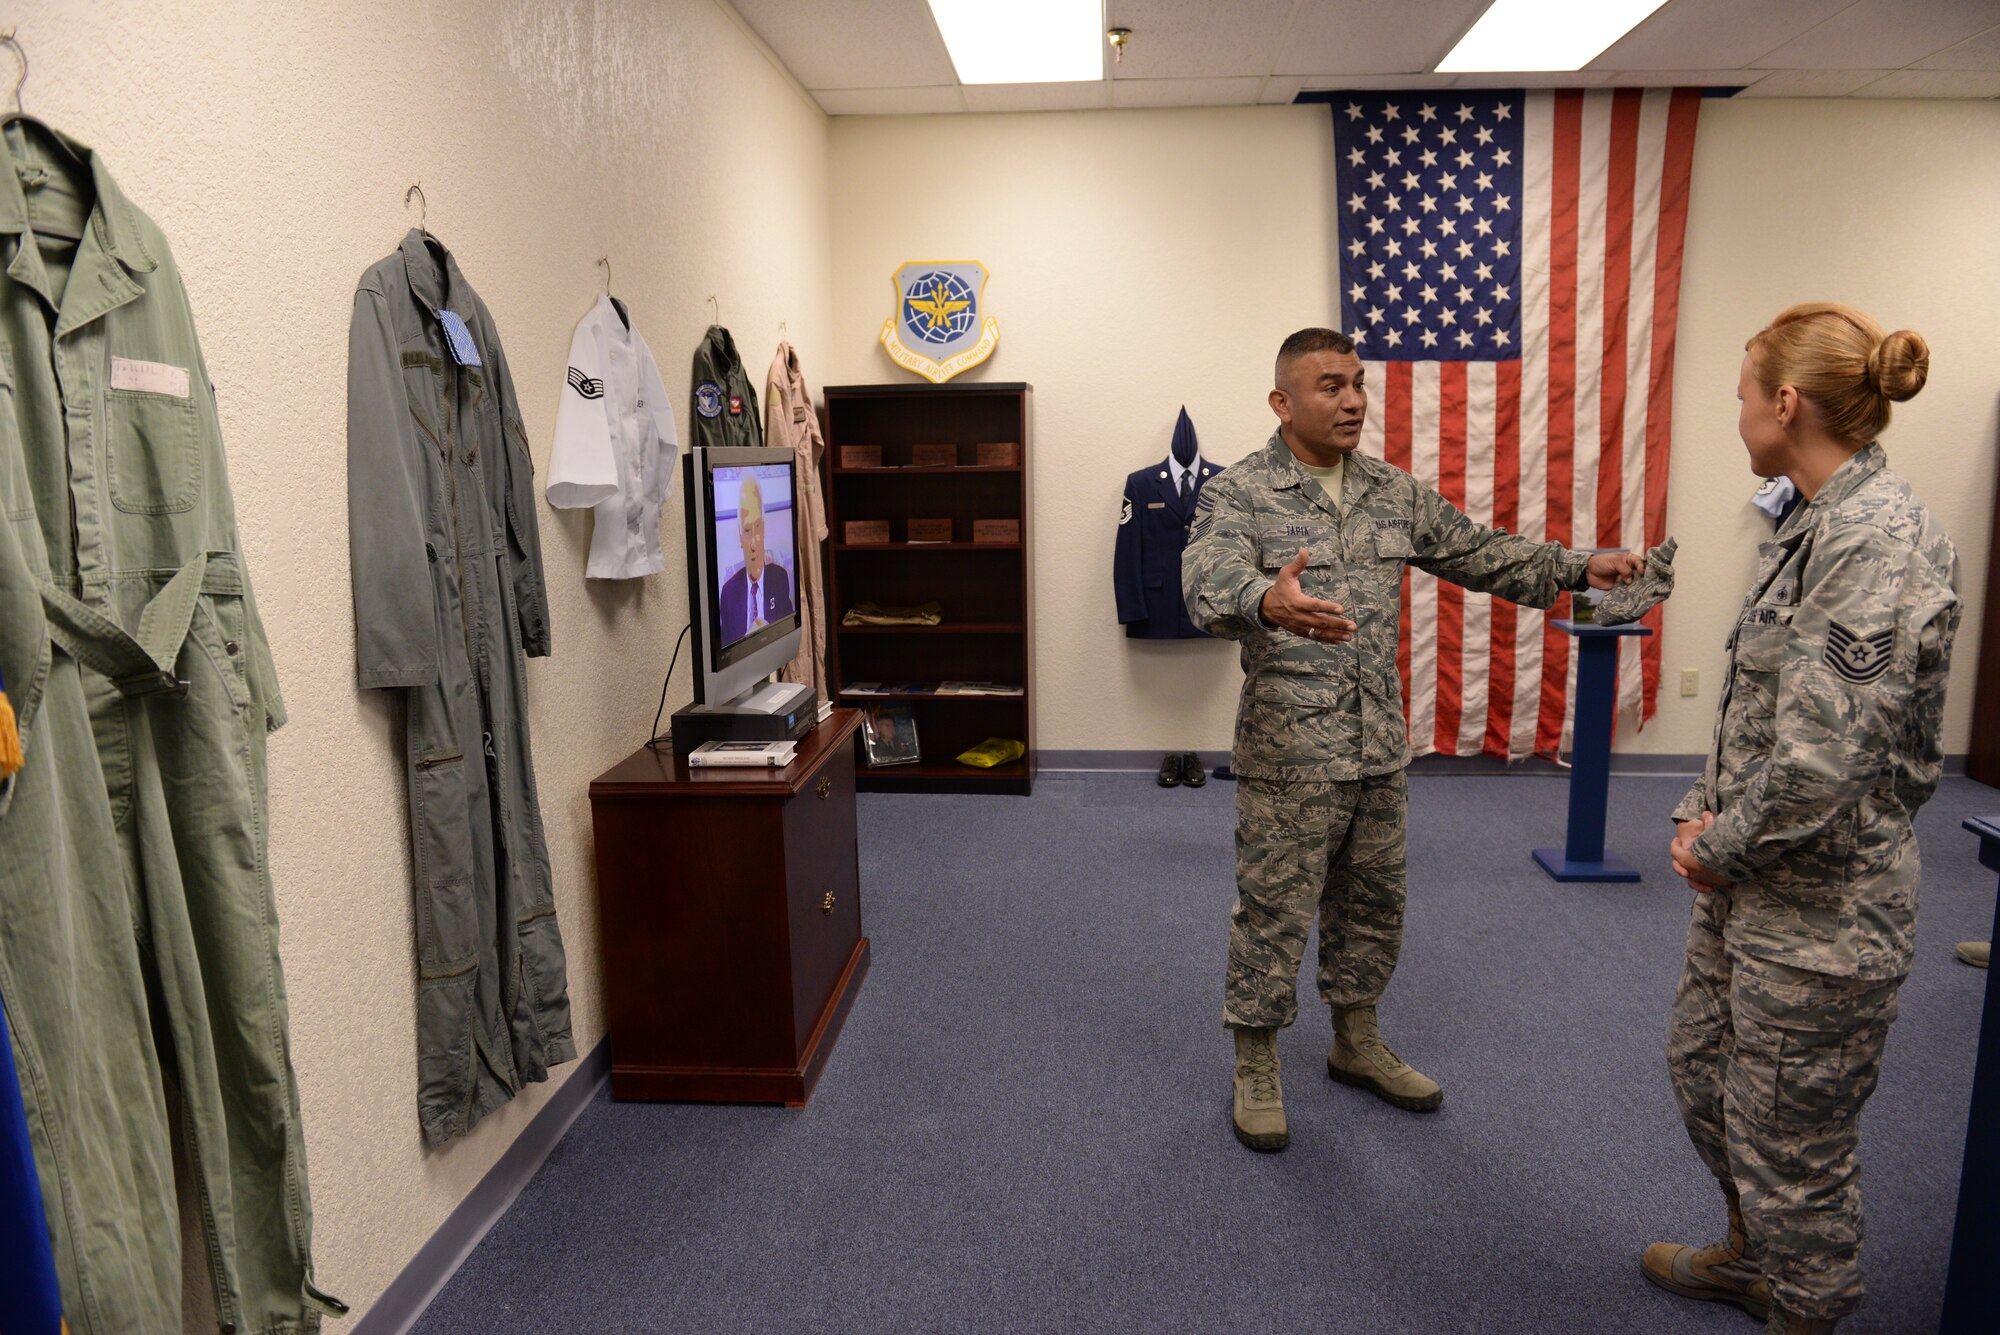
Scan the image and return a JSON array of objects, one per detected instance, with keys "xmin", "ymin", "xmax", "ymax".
[
  {"xmin": 1586, "ymin": 550, "xmax": 1646, "ymax": 588},
  {"xmin": 1261, "ymin": 548, "xmax": 1356, "ymax": 644},
  {"xmin": 1670, "ymin": 811, "xmax": 1730, "ymax": 892}
]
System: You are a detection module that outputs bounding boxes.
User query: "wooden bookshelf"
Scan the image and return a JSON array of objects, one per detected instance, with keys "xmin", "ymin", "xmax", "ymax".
[{"xmin": 821, "ymin": 383, "xmax": 1035, "ymax": 795}]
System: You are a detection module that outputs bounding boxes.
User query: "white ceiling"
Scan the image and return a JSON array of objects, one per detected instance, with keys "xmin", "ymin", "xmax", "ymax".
[{"xmin": 728, "ymin": 0, "xmax": 2000, "ymax": 115}]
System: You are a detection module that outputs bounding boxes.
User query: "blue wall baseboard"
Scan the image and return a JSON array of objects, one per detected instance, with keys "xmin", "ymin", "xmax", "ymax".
[{"xmin": 348, "ymin": 1038, "xmax": 610, "ymax": 1335}]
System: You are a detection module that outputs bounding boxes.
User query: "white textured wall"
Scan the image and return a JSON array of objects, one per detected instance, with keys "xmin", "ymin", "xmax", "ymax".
[
  {"xmin": 828, "ymin": 99, "xmax": 2000, "ymax": 759},
  {"xmin": 13, "ymin": 0, "xmax": 830, "ymax": 1323}
]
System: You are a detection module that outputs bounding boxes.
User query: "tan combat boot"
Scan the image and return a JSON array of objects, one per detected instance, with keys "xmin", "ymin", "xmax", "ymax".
[
  {"xmin": 1231, "ymin": 1027, "xmax": 1288, "ymax": 1152},
  {"xmin": 1641, "ymin": 1188, "xmax": 1770, "ymax": 1319},
  {"xmin": 1327, "ymin": 1005, "xmax": 1443, "ymax": 1111},
  {"xmin": 1765, "ymin": 1309, "xmax": 1837, "ymax": 1334}
]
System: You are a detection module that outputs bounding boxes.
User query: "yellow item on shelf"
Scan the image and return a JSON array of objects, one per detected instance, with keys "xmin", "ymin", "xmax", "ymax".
[{"xmin": 956, "ymin": 737, "xmax": 1024, "ymax": 769}]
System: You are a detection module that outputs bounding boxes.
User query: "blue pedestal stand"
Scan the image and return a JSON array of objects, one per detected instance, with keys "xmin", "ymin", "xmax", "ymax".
[
  {"xmin": 1941, "ymin": 816, "xmax": 2000, "ymax": 1333},
  {"xmin": 1531, "ymin": 619, "xmax": 1653, "ymax": 882}
]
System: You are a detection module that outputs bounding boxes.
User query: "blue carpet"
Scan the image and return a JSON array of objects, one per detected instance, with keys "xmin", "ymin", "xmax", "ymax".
[{"xmin": 412, "ymin": 772, "xmax": 1993, "ymax": 1333}]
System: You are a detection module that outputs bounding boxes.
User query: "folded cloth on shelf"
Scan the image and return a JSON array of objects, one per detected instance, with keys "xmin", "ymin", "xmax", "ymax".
[{"xmin": 843, "ymin": 601, "xmax": 943, "ymax": 627}]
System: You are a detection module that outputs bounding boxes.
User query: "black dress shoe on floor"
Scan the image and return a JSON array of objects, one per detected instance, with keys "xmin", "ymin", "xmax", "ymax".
[
  {"xmin": 1156, "ymin": 752, "xmax": 1183, "ymax": 787},
  {"xmin": 1181, "ymin": 752, "xmax": 1207, "ymax": 787}
]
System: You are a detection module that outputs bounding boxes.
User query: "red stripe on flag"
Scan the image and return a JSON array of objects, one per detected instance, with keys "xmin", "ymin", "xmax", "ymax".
[
  {"xmin": 1485, "ymin": 359, "xmax": 1522, "ymax": 757},
  {"xmin": 1386, "ymin": 361, "xmax": 1414, "ymax": 719},
  {"xmin": 1639, "ymin": 89, "xmax": 1702, "ymax": 714},
  {"xmin": 1538, "ymin": 91, "xmax": 1583, "ymax": 757},
  {"xmin": 1433, "ymin": 362, "xmax": 1468, "ymax": 754},
  {"xmin": 1598, "ymin": 89, "xmax": 1641, "ymax": 550}
]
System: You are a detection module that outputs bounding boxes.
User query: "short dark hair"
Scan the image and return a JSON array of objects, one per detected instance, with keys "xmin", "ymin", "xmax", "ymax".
[{"xmin": 1275, "ymin": 327, "xmax": 1356, "ymax": 386}]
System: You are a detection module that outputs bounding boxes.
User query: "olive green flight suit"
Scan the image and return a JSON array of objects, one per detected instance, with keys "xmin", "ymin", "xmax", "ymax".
[
  {"xmin": 0, "ymin": 125, "xmax": 340, "ymax": 1332},
  {"xmin": 347, "ymin": 232, "xmax": 574, "ymax": 1147}
]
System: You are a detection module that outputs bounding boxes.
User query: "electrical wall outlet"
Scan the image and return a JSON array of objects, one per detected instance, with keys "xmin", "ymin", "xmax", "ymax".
[{"xmin": 1680, "ymin": 668, "xmax": 1699, "ymax": 697}]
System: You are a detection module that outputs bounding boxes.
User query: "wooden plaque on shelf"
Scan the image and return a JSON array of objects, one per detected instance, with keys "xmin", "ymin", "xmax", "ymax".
[
  {"xmin": 839, "ymin": 445, "xmax": 883, "ymax": 469},
  {"xmin": 843, "ymin": 519, "xmax": 890, "ymax": 544},
  {"xmin": 908, "ymin": 517, "xmax": 954, "ymax": 543},
  {"xmin": 910, "ymin": 443, "xmax": 957, "ymax": 468},
  {"xmin": 976, "ymin": 441, "xmax": 1020, "ymax": 467},
  {"xmin": 973, "ymin": 519, "xmax": 1019, "ymax": 544}
]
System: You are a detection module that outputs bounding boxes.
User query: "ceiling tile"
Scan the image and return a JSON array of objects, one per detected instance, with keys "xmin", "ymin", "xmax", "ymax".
[
  {"xmin": 1452, "ymin": 71, "xmax": 1617, "ymax": 88},
  {"xmin": 1593, "ymin": 0, "xmax": 1853, "ymax": 71},
  {"xmin": 1754, "ymin": 0, "xmax": 2000, "ymax": 70},
  {"xmin": 962, "ymin": 82, "xmax": 1115, "ymax": 113},
  {"xmin": 1734, "ymin": 69, "xmax": 1898, "ymax": 96},
  {"xmin": 1260, "ymin": 76, "xmax": 1306, "ymax": 105},
  {"xmin": 1104, "ymin": 0, "xmax": 1296, "ymax": 80},
  {"xmin": 1600, "ymin": 70, "xmax": 1758, "ymax": 87},
  {"xmin": 1850, "ymin": 69, "xmax": 2000, "ymax": 97},
  {"xmin": 1912, "ymin": 24, "xmax": 2000, "ymax": 70},
  {"xmin": 1274, "ymin": 0, "xmax": 1491, "ymax": 77},
  {"xmin": 730, "ymin": 0, "xmax": 956, "ymax": 91},
  {"xmin": 1295, "ymin": 73, "xmax": 1460, "ymax": 92},
  {"xmin": 1109, "ymin": 77, "xmax": 1266, "ymax": 108},
  {"xmin": 815, "ymin": 86, "xmax": 965, "ymax": 116}
]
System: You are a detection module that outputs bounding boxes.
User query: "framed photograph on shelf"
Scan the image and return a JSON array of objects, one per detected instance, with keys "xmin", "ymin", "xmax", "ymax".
[{"xmin": 862, "ymin": 704, "xmax": 920, "ymax": 767}]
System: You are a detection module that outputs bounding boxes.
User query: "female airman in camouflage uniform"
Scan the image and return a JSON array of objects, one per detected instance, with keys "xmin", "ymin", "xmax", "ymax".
[{"xmin": 1645, "ymin": 305, "xmax": 1958, "ymax": 1335}]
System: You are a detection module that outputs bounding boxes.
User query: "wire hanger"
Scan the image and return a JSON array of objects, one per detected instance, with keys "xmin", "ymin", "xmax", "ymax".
[
  {"xmin": 597, "ymin": 255, "xmax": 611, "ymax": 294},
  {"xmin": 0, "ymin": 28, "xmax": 84, "ymax": 241},
  {"xmin": 707, "ymin": 294, "xmax": 719, "ymax": 327},
  {"xmin": 404, "ymin": 180, "xmax": 428, "ymax": 235}
]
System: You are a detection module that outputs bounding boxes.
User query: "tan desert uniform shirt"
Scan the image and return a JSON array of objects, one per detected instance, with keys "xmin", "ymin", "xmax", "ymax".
[{"xmin": 1678, "ymin": 444, "xmax": 1959, "ymax": 980}]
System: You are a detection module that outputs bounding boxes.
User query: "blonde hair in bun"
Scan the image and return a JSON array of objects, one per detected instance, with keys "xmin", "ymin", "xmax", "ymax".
[{"xmin": 1746, "ymin": 302, "xmax": 1929, "ymax": 444}]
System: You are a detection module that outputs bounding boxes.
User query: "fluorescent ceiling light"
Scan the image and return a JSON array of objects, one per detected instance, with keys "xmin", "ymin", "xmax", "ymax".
[
  {"xmin": 1438, "ymin": 0, "xmax": 1671, "ymax": 72},
  {"xmin": 926, "ymin": 0, "xmax": 1102, "ymax": 85}
]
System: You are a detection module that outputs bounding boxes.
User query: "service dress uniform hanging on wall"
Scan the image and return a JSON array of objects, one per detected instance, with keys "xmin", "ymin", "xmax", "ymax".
[
  {"xmin": 545, "ymin": 293, "xmax": 679, "ymax": 579},
  {"xmin": 1115, "ymin": 406, "xmax": 1219, "ymax": 639},
  {"xmin": 347, "ymin": 229, "xmax": 575, "ymax": 1147},
  {"xmin": 765, "ymin": 339, "xmax": 829, "ymax": 697},
  {"xmin": 0, "ymin": 124, "xmax": 341, "ymax": 1331},
  {"xmin": 690, "ymin": 323, "xmax": 761, "ymax": 450}
]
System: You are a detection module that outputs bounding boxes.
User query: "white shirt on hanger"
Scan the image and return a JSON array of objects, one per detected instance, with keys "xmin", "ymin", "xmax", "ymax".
[{"xmin": 546, "ymin": 294, "xmax": 680, "ymax": 579}]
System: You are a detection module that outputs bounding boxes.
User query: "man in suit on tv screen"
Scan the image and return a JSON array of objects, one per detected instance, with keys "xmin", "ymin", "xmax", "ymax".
[{"xmin": 719, "ymin": 473, "xmax": 793, "ymax": 644}]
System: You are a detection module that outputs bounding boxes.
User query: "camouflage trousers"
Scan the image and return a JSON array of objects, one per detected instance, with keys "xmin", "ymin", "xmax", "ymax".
[
  {"xmin": 1666, "ymin": 890, "xmax": 1900, "ymax": 1322},
  {"xmin": 1223, "ymin": 771, "xmax": 1407, "ymax": 1029}
]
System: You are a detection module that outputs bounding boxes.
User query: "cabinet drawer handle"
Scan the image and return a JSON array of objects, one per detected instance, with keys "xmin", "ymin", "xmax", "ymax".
[
  {"xmin": 821, "ymin": 891, "xmax": 836, "ymax": 916},
  {"xmin": 816, "ymin": 777, "xmax": 832, "ymax": 799}
]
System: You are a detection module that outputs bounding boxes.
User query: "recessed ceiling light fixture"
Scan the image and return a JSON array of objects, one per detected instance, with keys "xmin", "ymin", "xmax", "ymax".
[
  {"xmin": 926, "ymin": 0, "xmax": 1103, "ymax": 85},
  {"xmin": 1437, "ymin": 0, "xmax": 1671, "ymax": 72}
]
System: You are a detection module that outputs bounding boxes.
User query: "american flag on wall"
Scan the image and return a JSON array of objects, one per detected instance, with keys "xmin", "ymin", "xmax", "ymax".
[{"xmin": 1331, "ymin": 88, "xmax": 1700, "ymax": 760}]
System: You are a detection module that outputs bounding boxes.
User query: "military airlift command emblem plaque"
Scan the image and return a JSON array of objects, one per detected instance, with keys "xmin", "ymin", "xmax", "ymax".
[{"xmin": 880, "ymin": 260, "xmax": 1000, "ymax": 383}]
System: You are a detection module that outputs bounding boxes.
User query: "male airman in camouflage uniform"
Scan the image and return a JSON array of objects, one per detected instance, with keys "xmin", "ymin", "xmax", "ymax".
[
  {"xmin": 1647, "ymin": 442, "xmax": 1958, "ymax": 1333},
  {"xmin": 1182, "ymin": 328, "xmax": 1641, "ymax": 1151}
]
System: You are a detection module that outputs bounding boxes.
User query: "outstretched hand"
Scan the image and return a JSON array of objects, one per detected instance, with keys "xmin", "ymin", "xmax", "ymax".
[
  {"xmin": 1586, "ymin": 550, "xmax": 1647, "ymax": 589},
  {"xmin": 1261, "ymin": 548, "xmax": 1357, "ymax": 645},
  {"xmin": 1670, "ymin": 811, "xmax": 1730, "ymax": 892}
]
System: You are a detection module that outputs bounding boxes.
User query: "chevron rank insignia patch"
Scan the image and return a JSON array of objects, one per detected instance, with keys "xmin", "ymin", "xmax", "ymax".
[
  {"xmin": 566, "ymin": 366, "xmax": 604, "ymax": 399},
  {"xmin": 1120, "ymin": 497, "xmax": 1133, "ymax": 526},
  {"xmin": 1825, "ymin": 620, "xmax": 1894, "ymax": 684}
]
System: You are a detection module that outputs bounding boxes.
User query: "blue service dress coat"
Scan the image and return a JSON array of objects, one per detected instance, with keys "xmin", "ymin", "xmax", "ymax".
[
  {"xmin": 719, "ymin": 562, "xmax": 795, "ymax": 644},
  {"xmin": 1114, "ymin": 459, "xmax": 1219, "ymax": 639}
]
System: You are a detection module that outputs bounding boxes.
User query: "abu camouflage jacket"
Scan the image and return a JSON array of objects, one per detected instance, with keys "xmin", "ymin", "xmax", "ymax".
[
  {"xmin": 1678, "ymin": 443, "xmax": 1959, "ymax": 980},
  {"xmin": 1182, "ymin": 432, "xmax": 1591, "ymax": 782}
]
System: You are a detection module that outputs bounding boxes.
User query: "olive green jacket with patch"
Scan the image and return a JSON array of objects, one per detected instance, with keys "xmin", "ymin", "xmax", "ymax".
[
  {"xmin": 1182, "ymin": 432, "xmax": 1590, "ymax": 782},
  {"xmin": 1679, "ymin": 444, "xmax": 1959, "ymax": 980}
]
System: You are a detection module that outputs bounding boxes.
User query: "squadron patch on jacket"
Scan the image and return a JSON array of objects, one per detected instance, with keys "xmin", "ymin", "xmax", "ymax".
[
  {"xmin": 695, "ymin": 381, "xmax": 724, "ymax": 418},
  {"xmin": 1825, "ymin": 620, "xmax": 1895, "ymax": 684},
  {"xmin": 566, "ymin": 366, "xmax": 604, "ymax": 400}
]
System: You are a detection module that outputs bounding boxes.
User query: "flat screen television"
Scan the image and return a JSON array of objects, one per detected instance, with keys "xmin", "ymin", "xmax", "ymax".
[{"xmin": 683, "ymin": 446, "xmax": 804, "ymax": 706}]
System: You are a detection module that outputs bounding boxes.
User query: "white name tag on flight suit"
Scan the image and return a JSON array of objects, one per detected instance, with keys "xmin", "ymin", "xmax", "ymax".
[{"xmin": 110, "ymin": 356, "xmax": 191, "ymax": 398}]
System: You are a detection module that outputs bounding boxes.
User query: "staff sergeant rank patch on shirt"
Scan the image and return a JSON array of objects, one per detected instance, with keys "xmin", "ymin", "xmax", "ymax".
[
  {"xmin": 1825, "ymin": 619, "xmax": 1895, "ymax": 684},
  {"xmin": 566, "ymin": 366, "xmax": 604, "ymax": 399}
]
